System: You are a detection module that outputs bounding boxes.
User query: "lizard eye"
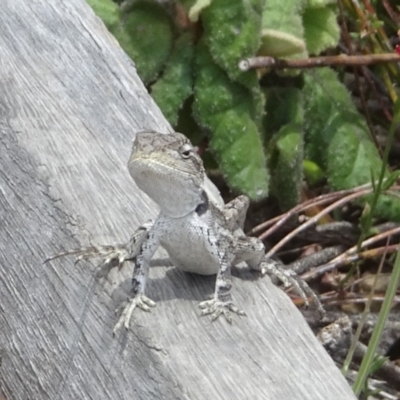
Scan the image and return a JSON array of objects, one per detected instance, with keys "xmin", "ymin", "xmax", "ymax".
[{"xmin": 180, "ymin": 144, "xmax": 193, "ymax": 158}]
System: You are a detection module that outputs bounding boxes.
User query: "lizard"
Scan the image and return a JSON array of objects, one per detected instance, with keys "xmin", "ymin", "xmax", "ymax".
[{"xmin": 46, "ymin": 130, "xmax": 324, "ymax": 334}]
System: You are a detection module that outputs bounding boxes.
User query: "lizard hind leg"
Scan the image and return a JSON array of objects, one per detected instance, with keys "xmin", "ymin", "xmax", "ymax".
[
  {"xmin": 44, "ymin": 245, "xmax": 129, "ymax": 280},
  {"xmin": 234, "ymin": 236, "xmax": 325, "ymax": 316},
  {"xmin": 44, "ymin": 222, "xmax": 152, "ymax": 278},
  {"xmin": 199, "ymin": 236, "xmax": 247, "ymax": 323},
  {"xmin": 260, "ymin": 258, "xmax": 325, "ymax": 317}
]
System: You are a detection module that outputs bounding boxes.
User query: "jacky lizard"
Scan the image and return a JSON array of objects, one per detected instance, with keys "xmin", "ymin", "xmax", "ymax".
[{"xmin": 47, "ymin": 131, "xmax": 323, "ymax": 334}]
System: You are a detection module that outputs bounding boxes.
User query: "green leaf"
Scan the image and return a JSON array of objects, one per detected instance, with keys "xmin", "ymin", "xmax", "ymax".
[
  {"xmin": 260, "ymin": 30, "xmax": 306, "ymax": 58},
  {"xmin": 211, "ymin": 110, "xmax": 270, "ymax": 199},
  {"xmin": 303, "ymin": 160, "xmax": 325, "ymax": 186},
  {"xmin": 371, "ymin": 20, "xmax": 384, "ymax": 29},
  {"xmin": 86, "ymin": 0, "xmax": 121, "ymax": 32},
  {"xmin": 266, "ymin": 88, "xmax": 304, "ymax": 209},
  {"xmin": 326, "ymin": 119, "xmax": 382, "ymax": 188},
  {"xmin": 303, "ymin": 68, "xmax": 400, "ymax": 221},
  {"xmin": 262, "ymin": 0, "xmax": 306, "ymax": 36},
  {"xmin": 303, "ymin": 5, "xmax": 340, "ymax": 55},
  {"xmin": 151, "ymin": 33, "xmax": 194, "ymax": 126},
  {"xmin": 200, "ymin": 0, "xmax": 265, "ymax": 129},
  {"xmin": 271, "ymin": 125, "xmax": 304, "ymax": 209},
  {"xmin": 371, "ymin": 194, "xmax": 400, "ymax": 222},
  {"xmin": 260, "ymin": 0, "xmax": 307, "ymax": 57},
  {"xmin": 303, "ymin": 68, "xmax": 377, "ymax": 177},
  {"xmin": 202, "ymin": 0, "xmax": 264, "ymax": 89},
  {"xmin": 306, "ymin": 0, "xmax": 336, "ymax": 7},
  {"xmin": 115, "ymin": 2, "xmax": 173, "ymax": 84},
  {"xmin": 193, "ymin": 42, "xmax": 269, "ymax": 199}
]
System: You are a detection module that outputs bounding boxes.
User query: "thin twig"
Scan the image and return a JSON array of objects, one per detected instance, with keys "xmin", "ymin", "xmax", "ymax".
[
  {"xmin": 238, "ymin": 53, "xmax": 400, "ymax": 71},
  {"xmin": 248, "ymin": 191, "xmax": 340, "ymax": 237},
  {"xmin": 264, "ymin": 189, "xmax": 374, "ymax": 258},
  {"xmin": 382, "ymin": 0, "xmax": 400, "ymax": 25},
  {"xmin": 304, "ymin": 244, "xmax": 398, "ymax": 282},
  {"xmin": 249, "ymin": 182, "xmax": 378, "ymax": 238},
  {"xmin": 301, "ymin": 227, "xmax": 400, "ymax": 280},
  {"xmin": 325, "ymin": 295, "xmax": 400, "ymax": 307}
]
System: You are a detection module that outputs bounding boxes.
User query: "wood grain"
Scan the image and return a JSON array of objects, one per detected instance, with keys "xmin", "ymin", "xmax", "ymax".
[{"xmin": 0, "ymin": 1, "xmax": 356, "ymax": 399}]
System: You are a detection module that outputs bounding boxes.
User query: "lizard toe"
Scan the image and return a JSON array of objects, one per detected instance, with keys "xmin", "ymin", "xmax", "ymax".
[
  {"xmin": 113, "ymin": 294, "xmax": 156, "ymax": 336},
  {"xmin": 199, "ymin": 299, "xmax": 245, "ymax": 323}
]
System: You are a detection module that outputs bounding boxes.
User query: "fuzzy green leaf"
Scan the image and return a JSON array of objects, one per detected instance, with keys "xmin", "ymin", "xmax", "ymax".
[
  {"xmin": 306, "ymin": 0, "xmax": 336, "ymax": 7},
  {"xmin": 86, "ymin": 0, "xmax": 121, "ymax": 32},
  {"xmin": 202, "ymin": 0, "xmax": 264, "ymax": 89},
  {"xmin": 260, "ymin": 30, "xmax": 306, "ymax": 58},
  {"xmin": 260, "ymin": 0, "xmax": 307, "ymax": 57},
  {"xmin": 151, "ymin": 33, "xmax": 194, "ymax": 126},
  {"xmin": 262, "ymin": 0, "xmax": 306, "ymax": 36},
  {"xmin": 271, "ymin": 125, "xmax": 304, "ymax": 209},
  {"xmin": 303, "ymin": 160, "xmax": 325, "ymax": 186},
  {"xmin": 303, "ymin": 68, "xmax": 400, "ymax": 221},
  {"xmin": 193, "ymin": 42, "xmax": 269, "ymax": 199},
  {"xmin": 303, "ymin": 68, "xmax": 379, "ymax": 178},
  {"xmin": 303, "ymin": 5, "xmax": 340, "ymax": 55},
  {"xmin": 326, "ymin": 120, "xmax": 382, "ymax": 188},
  {"xmin": 266, "ymin": 88, "xmax": 304, "ymax": 209},
  {"xmin": 115, "ymin": 2, "xmax": 173, "ymax": 84}
]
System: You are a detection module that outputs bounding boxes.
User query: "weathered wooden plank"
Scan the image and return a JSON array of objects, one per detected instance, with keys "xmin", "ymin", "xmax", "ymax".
[{"xmin": 0, "ymin": 1, "xmax": 356, "ymax": 399}]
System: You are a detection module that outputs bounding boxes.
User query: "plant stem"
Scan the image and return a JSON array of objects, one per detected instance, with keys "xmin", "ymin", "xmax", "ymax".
[{"xmin": 352, "ymin": 246, "xmax": 400, "ymax": 395}]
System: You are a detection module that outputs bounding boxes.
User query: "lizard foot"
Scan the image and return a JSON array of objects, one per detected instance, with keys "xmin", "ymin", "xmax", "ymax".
[
  {"xmin": 199, "ymin": 299, "xmax": 246, "ymax": 323},
  {"xmin": 113, "ymin": 294, "xmax": 156, "ymax": 335},
  {"xmin": 261, "ymin": 259, "xmax": 325, "ymax": 317},
  {"xmin": 44, "ymin": 245, "xmax": 130, "ymax": 277}
]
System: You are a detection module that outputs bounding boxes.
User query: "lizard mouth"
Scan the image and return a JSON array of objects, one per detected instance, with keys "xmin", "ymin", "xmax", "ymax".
[
  {"xmin": 129, "ymin": 151, "xmax": 204, "ymax": 184},
  {"xmin": 128, "ymin": 156, "xmax": 205, "ymax": 218}
]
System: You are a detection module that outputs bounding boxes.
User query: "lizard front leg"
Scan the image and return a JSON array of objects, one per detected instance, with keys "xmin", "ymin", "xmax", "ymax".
[
  {"xmin": 113, "ymin": 227, "xmax": 160, "ymax": 334},
  {"xmin": 199, "ymin": 237, "xmax": 246, "ymax": 323},
  {"xmin": 45, "ymin": 221, "xmax": 153, "ymax": 277},
  {"xmin": 222, "ymin": 195, "xmax": 249, "ymax": 232}
]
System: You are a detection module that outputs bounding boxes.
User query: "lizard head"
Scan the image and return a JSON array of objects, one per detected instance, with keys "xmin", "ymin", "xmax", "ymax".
[{"xmin": 128, "ymin": 131, "xmax": 206, "ymax": 218}]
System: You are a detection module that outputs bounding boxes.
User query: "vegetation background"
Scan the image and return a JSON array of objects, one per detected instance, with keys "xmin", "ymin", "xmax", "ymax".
[{"xmin": 87, "ymin": 0, "xmax": 400, "ymax": 219}]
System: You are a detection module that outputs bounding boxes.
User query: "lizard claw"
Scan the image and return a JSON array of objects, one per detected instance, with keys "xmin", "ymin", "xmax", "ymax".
[
  {"xmin": 113, "ymin": 294, "xmax": 156, "ymax": 335},
  {"xmin": 92, "ymin": 246, "xmax": 131, "ymax": 278},
  {"xmin": 199, "ymin": 299, "xmax": 246, "ymax": 323}
]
